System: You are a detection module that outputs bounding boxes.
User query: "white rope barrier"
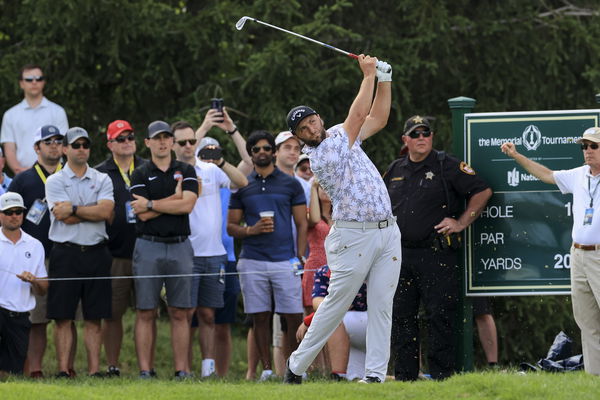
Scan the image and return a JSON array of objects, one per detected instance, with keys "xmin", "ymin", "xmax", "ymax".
[{"xmin": 0, "ymin": 267, "xmax": 321, "ymax": 282}]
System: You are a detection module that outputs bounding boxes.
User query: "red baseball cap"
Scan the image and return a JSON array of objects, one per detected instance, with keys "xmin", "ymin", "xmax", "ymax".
[{"xmin": 106, "ymin": 120, "xmax": 134, "ymax": 140}]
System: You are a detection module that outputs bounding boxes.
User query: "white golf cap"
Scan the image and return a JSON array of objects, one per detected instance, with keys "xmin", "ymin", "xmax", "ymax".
[
  {"xmin": 297, "ymin": 154, "xmax": 309, "ymax": 164},
  {"xmin": 275, "ymin": 131, "xmax": 301, "ymax": 147},
  {"xmin": 0, "ymin": 192, "xmax": 26, "ymax": 211},
  {"xmin": 577, "ymin": 127, "xmax": 600, "ymax": 144}
]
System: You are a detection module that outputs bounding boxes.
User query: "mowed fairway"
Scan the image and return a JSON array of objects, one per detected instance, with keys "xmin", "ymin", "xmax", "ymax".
[{"xmin": 1, "ymin": 371, "xmax": 598, "ymax": 400}]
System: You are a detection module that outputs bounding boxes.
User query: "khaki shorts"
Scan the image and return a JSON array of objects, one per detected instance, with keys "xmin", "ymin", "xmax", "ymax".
[{"xmin": 109, "ymin": 257, "xmax": 134, "ymax": 319}]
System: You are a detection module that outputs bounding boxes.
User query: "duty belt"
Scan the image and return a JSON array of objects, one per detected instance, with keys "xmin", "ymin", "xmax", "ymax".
[{"xmin": 334, "ymin": 217, "xmax": 396, "ymax": 230}]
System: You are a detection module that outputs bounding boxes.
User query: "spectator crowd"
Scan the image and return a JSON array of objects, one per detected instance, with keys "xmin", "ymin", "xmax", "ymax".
[{"xmin": 1, "ymin": 61, "xmax": 510, "ymax": 382}]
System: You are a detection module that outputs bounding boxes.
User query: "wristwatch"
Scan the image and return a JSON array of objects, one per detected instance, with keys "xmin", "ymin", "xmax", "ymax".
[
  {"xmin": 147, "ymin": 200, "xmax": 153, "ymax": 211},
  {"xmin": 71, "ymin": 205, "xmax": 78, "ymax": 216}
]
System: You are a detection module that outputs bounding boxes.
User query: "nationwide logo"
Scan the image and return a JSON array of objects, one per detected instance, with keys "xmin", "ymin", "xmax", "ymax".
[
  {"xmin": 506, "ymin": 167, "xmax": 539, "ymax": 187},
  {"xmin": 507, "ymin": 168, "xmax": 519, "ymax": 187},
  {"xmin": 522, "ymin": 125, "xmax": 542, "ymax": 151}
]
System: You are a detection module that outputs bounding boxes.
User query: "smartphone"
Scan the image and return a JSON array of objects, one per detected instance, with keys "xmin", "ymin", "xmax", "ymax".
[
  {"xmin": 198, "ymin": 146, "xmax": 223, "ymax": 160},
  {"xmin": 211, "ymin": 98, "xmax": 224, "ymax": 123}
]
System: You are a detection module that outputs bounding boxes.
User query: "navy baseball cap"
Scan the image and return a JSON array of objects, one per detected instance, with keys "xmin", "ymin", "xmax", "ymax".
[
  {"xmin": 147, "ymin": 120, "xmax": 173, "ymax": 139},
  {"xmin": 33, "ymin": 125, "xmax": 63, "ymax": 144},
  {"xmin": 287, "ymin": 106, "xmax": 318, "ymax": 134}
]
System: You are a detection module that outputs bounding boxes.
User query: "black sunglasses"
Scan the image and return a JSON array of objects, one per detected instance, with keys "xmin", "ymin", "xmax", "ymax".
[
  {"xmin": 581, "ymin": 143, "xmax": 599, "ymax": 150},
  {"xmin": 23, "ymin": 76, "xmax": 45, "ymax": 82},
  {"xmin": 2, "ymin": 209, "xmax": 24, "ymax": 216},
  {"xmin": 111, "ymin": 134, "xmax": 136, "ymax": 143},
  {"xmin": 71, "ymin": 142, "xmax": 91, "ymax": 149},
  {"xmin": 176, "ymin": 139, "xmax": 197, "ymax": 146},
  {"xmin": 407, "ymin": 129, "xmax": 432, "ymax": 139},
  {"xmin": 251, "ymin": 145, "xmax": 273, "ymax": 154},
  {"xmin": 42, "ymin": 138, "xmax": 63, "ymax": 145}
]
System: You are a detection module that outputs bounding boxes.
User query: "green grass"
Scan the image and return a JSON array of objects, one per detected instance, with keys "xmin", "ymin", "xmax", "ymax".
[
  {"xmin": 39, "ymin": 308, "xmax": 250, "ymax": 378},
  {"xmin": 0, "ymin": 371, "xmax": 598, "ymax": 400},
  {"xmin": 8, "ymin": 309, "xmax": 597, "ymax": 399}
]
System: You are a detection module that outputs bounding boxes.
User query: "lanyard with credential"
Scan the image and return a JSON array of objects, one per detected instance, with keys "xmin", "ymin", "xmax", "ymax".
[
  {"xmin": 35, "ymin": 163, "xmax": 62, "ymax": 185},
  {"xmin": 588, "ymin": 176, "xmax": 600, "ymax": 209},
  {"xmin": 115, "ymin": 158, "xmax": 134, "ymax": 188}
]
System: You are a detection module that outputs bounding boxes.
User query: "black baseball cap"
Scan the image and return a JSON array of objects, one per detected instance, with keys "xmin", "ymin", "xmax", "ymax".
[
  {"xmin": 287, "ymin": 106, "xmax": 318, "ymax": 134},
  {"xmin": 403, "ymin": 115, "xmax": 431, "ymax": 136},
  {"xmin": 147, "ymin": 120, "xmax": 173, "ymax": 139}
]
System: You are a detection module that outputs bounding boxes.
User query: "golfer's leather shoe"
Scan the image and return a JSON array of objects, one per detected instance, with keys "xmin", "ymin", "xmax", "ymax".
[{"xmin": 283, "ymin": 360, "xmax": 302, "ymax": 384}]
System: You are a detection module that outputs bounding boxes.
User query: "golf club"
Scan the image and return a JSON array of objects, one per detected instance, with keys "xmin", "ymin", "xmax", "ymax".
[{"xmin": 235, "ymin": 16, "xmax": 391, "ymax": 72}]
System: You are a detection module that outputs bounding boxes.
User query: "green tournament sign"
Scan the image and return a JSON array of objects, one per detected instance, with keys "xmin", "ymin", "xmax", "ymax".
[{"xmin": 464, "ymin": 110, "xmax": 600, "ymax": 295}]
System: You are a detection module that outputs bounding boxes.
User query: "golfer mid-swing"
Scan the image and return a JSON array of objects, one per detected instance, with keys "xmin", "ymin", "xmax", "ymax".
[{"xmin": 284, "ymin": 55, "xmax": 400, "ymax": 384}]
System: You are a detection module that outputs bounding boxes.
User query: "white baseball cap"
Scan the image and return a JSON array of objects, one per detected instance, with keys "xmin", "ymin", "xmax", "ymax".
[
  {"xmin": 0, "ymin": 192, "xmax": 26, "ymax": 211},
  {"xmin": 275, "ymin": 131, "xmax": 302, "ymax": 147}
]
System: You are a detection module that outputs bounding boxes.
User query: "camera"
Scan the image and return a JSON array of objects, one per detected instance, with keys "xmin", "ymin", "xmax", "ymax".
[
  {"xmin": 211, "ymin": 98, "xmax": 224, "ymax": 123},
  {"xmin": 198, "ymin": 146, "xmax": 223, "ymax": 161}
]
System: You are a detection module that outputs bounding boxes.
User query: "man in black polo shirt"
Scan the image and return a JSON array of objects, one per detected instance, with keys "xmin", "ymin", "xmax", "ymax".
[
  {"xmin": 95, "ymin": 119, "xmax": 146, "ymax": 377},
  {"xmin": 383, "ymin": 115, "xmax": 492, "ymax": 381},
  {"xmin": 129, "ymin": 120, "xmax": 198, "ymax": 379},
  {"xmin": 8, "ymin": 125, "xmax": 78, "ymax": 378}
]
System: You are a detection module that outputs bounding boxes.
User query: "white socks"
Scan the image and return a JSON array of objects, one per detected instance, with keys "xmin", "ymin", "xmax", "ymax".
[{"xmin": 201, "ymin": 359, "xmax": 215, "ymax": 377}]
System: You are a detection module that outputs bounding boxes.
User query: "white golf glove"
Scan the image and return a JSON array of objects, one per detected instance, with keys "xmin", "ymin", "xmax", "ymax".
[{"xmin": 376, "ymin": 60, "xmax": 392, "ymax": 82}]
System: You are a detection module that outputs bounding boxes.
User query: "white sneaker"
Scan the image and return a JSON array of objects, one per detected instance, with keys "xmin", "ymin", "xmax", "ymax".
[
  {"xmin": 201, "ymin": 359, "xmax": 215, "ymax": 377},
  {"xmin": 259, "ymin": 369, "xmax": 274, "ymax": 381}
]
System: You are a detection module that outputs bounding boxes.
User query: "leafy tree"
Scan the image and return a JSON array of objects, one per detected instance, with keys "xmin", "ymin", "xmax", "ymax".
[{"xmin": 1, "ymin": 0, "xmax": 599, "ymax": 364}]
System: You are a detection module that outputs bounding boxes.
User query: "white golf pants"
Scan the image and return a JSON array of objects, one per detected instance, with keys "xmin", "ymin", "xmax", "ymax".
[{"xmin": 289, "ymin": 222, "xmax": 401, "ymax": 381}]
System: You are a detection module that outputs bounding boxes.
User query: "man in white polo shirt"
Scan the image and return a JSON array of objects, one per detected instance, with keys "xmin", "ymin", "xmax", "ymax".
[
  {"xmin": 1, "ymin": 64, "xmax": 68, "ymax": 174},
  {"xmin": 171, "ymin": 121, "xmax": 247, "ymax": 377},
  {"xmin": 0, "ymin": 192, "xmax": 48, "ymax": 376},
  {"xmin": 501, "ymin": 126, "xmax": 600, "ymax": 376}
]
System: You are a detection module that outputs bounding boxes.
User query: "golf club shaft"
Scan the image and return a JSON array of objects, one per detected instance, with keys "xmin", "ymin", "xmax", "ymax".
[{"xmin": 251, "ymin": 18, "xmax": 358, "ymax": 59}]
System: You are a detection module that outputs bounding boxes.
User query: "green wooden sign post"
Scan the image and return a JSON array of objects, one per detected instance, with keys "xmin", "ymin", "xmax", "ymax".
[{"xmin": 448, "ymin": 96, "xmax": 477, "ymax": 372}]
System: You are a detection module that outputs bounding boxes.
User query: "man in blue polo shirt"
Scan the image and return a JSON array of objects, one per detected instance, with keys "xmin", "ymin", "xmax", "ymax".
[{"xmin": 228, "ymin": 130, "xmax": 308, "ymax": 380}]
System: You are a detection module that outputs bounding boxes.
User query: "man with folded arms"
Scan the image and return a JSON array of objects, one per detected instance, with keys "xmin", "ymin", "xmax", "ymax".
[
  {"xmin": 45, "ymin": 127, "xmax": 114, "ymax": 377},
  {"xmin": 129, "ymin": 121, "xmax": 198, "ymax": 379}
]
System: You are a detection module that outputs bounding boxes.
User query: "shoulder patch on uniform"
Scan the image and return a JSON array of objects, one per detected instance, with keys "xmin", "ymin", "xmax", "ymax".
[
  {"xmin": 391, "ymin": 177, "xmax": 404, "ymax": 182},
  {"xmin": 459, "ymin": 162, "xmax": 476, "ymax": 175}
]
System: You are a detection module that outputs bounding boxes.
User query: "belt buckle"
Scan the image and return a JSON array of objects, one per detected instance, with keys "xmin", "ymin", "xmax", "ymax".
[{"xmin": 378, "ymin": 220, "xmax": 388, "ymax": 229}]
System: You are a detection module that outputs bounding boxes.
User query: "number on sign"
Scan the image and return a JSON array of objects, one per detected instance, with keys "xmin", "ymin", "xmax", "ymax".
[
  {"xmin": 553, "ymin": 253, "xmax": 571, "ymax": 269},
  {"xmin": 565, "ymin": 202, "xmax": 572, "ymax": 217}
]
